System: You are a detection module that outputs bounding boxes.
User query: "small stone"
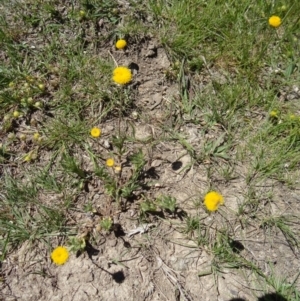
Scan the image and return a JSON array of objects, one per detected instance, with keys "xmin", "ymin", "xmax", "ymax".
[
  {"xmin": 145, "ymin": 49, "xmax": 156, "ymax": 58},
  {"xmin": 148, "ymin": 44, "xmax": 156, "ymax": 50},
  {"xmin": 103, "ymin": 140, "xmax": 110, "ymax": 149},
  {"xmin": 3, "ymin": 114, "xmax": 10, "ymax": 121},
  {"xmin": 132, "ymin": 111, "xmax": 138, "ymax": 119},
  {"xmin": 286, "ymin": 93, "xmax": 297, "ymax": 101},
  {"xmin": 98, "ymin": 19, "xmax": 104, "ymax": 27},
  {"xmin": 146, "ymin": 15, "xmax": 153, "ymax": 22},
  {"xmin": 293, "ymin": 85, "xmax": 299, "ymax": 94},
  {"xmin": 19, "ymin": 134, "xmax": 27, "ymax": 141},
  {"xmin": 7, "ymin": 133, "xmax": 15, "ymax": 140},
  {"xmin": 151, "ymin": 159, "xmax": 163, "ymax": 167},
  {"xmin": 105, "ymin": 125, "xmax": 114, "ymax": 131}
]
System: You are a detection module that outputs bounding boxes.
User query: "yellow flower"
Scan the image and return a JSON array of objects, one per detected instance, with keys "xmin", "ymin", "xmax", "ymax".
[
  {"xmin": 26, "ymin": 75, "xmax": 35, "ymax": 83},
  {"xmin": 13, "ymin": 111, "xmax": 20, "ymax": 118},
  {"xmin": 269, "ymin": 110, "xmax": 278, "ymax": 118},
  {"xmin": 33, "ymin": 132, "xmax": 40, "ymax": 140},
  {"xmin": 289, "ymin": 114, "xmax": 296, "ymax": 120},
  {"xmin": 23, "ymin": 151, "xmax": 36, "ymax": 162},
  {"xmin": 204, "ymin": 191, "xmax": 224, "ymax": 212},
  {"xmin": 51, "ymin": 246, "xmax": 69, "ymax": 265},
  {"xmin": 269, "ymin": 16, "xmax": 281, "ymax": 28},
  {"xmin": 112, "ymin": 66, "xmax": 132, "ymax": 85},
  {"xmin": 114, "ymin": 165, "xmax": 122, "ymax": 173},
  {"xmin": 38, "ymin": 83, "xmax": 45, "ymax": 91},
  {"xmin": 90, "ymin": 127, "xmax": 101, "ymax": 138},
  {"xmin": 280, "ymin": 5, "xmax": 287, "ymax": 12},
  {"xmin": 24, "ymin": 155, "xmax": 32, "ymax": 162},
  {"xmin": 116, "ymin": 39, "xmax": 127, "ymax": 49},
  {"xmin": 79, "ymin": 10, "xmax": 86, "ymax": 17},
  {"xmin": 106, "ymin": 158, "xmax": 115, "ymax": 167}
]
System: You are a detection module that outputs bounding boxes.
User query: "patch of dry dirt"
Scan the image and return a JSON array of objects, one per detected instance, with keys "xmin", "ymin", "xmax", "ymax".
[{"xmin": 2, "ymin": 135, "xmax": 300, "ymax": 301}]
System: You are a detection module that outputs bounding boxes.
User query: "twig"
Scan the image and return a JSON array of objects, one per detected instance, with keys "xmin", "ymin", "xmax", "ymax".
[
  {"xmin": 155, "ymin": 255, "xmax": 194, "ymax": 301},
  {"xmin": 108, "ymin": 50, "xmax": 118, "ymax": 67}
]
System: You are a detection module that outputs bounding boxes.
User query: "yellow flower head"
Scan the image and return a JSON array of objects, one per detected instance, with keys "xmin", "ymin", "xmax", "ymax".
[
  {"xmin": 38, "ymin": 83, "xmax": 45, "ymax": 91},
  {"xmin": 116, "ymin": 39, "xmax": 127, "ymax": 49},
  {"xmin": 289, "ymin": 114, "xmax": 296, "ymax": 120},
  {"xmin": 33, "ymin": 132, "xmax": 40, "ymax": 140},
  {"xmin": 269, "ymin": 110, "xmax": 278, "ymax": 118},
  {"xmin": 112, "ymin": 66, "xmax": 132, "ymax": 85},
  {"xmin": 26, "ymin": 75, "xmax": 35, "ymax": 83},
  {"xmin": 114, "ymin": 165, "xmax": 122, "ymax": 173},
  {"xmin": 106, "ymin": 158, "xmax": 115, "ymax": 167},
  {"xmin": 269, "ymin": 16, "xmax": 281, "ymax": 28},
  {"xmin": 204, "ymin": 191, "xmax": 224, "ymax": 212},
  {"xmin": 24, "ymin": 154, "xmax": 32, "ymax": 162},
  {"xmin": 90, "ymin": 127, "xmax": 101, "ymax": 138},
  {"xmin": 51, "ymin": 246, "xmax": 69, "ymax": 265},
  {"xmin": 13, "ymin": 111, "xmax": 21, "ymax": 118},
  {"xmin": 79, "ymin": 10, "xmax": 86, "ymax": 18}
]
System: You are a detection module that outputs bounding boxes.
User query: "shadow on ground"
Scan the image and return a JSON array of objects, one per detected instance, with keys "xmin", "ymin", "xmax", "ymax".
[{"xmin": 229, "ymin": 293, "xmax": 287, "ymax": 301}]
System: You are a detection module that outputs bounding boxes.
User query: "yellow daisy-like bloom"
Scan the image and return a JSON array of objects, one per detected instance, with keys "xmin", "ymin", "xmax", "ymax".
[
  {"xmin": 269, "ymin": 110, "xmax": 278, "ymax": 118},
  {"xmin": 90, "ymin": 127, "xmax": 101, "ymax": 138},
  {"xmin": 33, "ymin": 132, "xmax": 40, "ymax": 140},
  {"xmin": 289, "ymin": 114, "xmax": 296, "ymax": 120},
  {"xmin": 268, "ymin": 16, "xmax": 281, "ymax": 28},
  {"xmin": 204, "ymin": 191, "xmax": 224, "ymax": 212},
  {"xmin": 51, "ymin": 246, "xmax": 69, "ymax": 265},
  {"xmin": 24, "ymin": 154, "xmax": 32, "ymax": 162},
  {"xmin": 79, "ymin": 10, "xmax": 86, "ymax": 18},
  {"xmin": 13, "ymin": 111, "xmax": 20, "ymax": 118},
  {"xmin": 106, "ymin": 158, "xmax": 115, "ymax": 167},
  {"xmin": 116, "ymin": 39, "xmax": 127, "ymax": 49},
  {"xmin": 112, "ymin": 66, "xmax": 132, "ymax": 85},
  {"xmin": 114, "ymin": 165, "xmax": 122, "ymax": 173}
]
